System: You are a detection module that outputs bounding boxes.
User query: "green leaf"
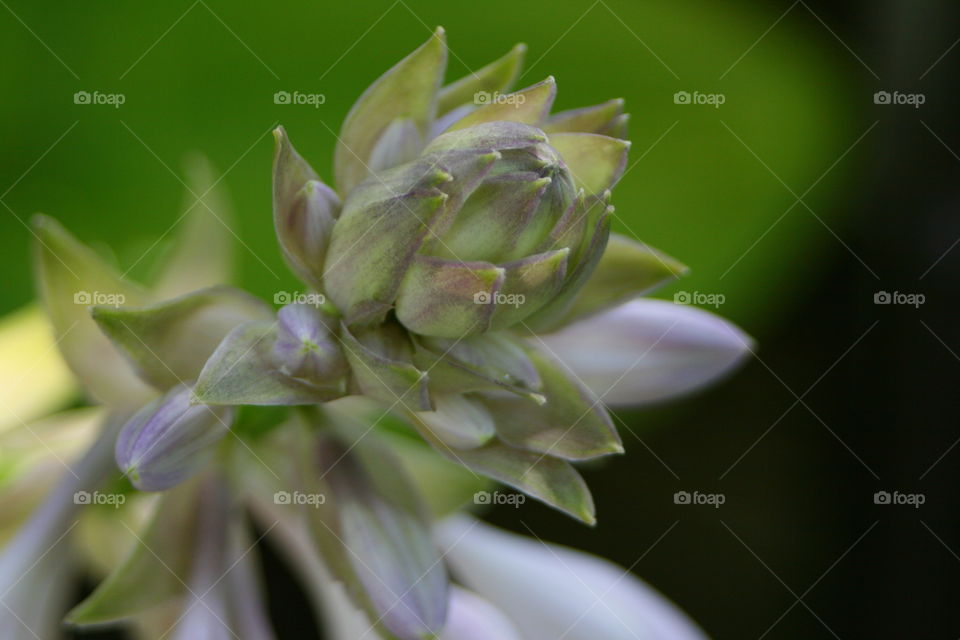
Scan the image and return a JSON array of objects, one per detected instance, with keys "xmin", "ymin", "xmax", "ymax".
[
  {"xmin": 437, "ymin": 43, "xmax": 526, "ymax": 115},
  {"xmin": 193, "ymin": 321, "xmax": 344, "ymax": 405},
  {"xmin": 449, "ymin": 77, "xmax": 556, "ymax": 131},
  {"xmin": 560, "ymin": 233, "xmax": 687, "ymax": 324},
  {"xmin": 335, "ymin": 27, "xmax": 447, "ymax": 193},
  {"xmin": 31, "ymin": 215, "xmax": 154, "ymax": 409},
  {"xmin": 66, "ymin": 482, "xmax": 200, "ymax": 625},
  {"xmin": 91, "ymin": 286, "xmax": 272, "ymax": 389},
  {"xmin": 484, "ymin": 349, "xmax": 622, "ymax": 460},
  {"xmin": 153, "ymin": 154, "xmax": 236, "ymax": 298},
  {"xmin": 549, "ymin": 133, "xmax": 630, "ymax": 195}
]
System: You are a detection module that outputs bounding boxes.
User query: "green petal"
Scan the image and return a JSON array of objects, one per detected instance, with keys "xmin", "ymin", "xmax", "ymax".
[
  {"xmin": 154, "ymin": 154, "xmax": 235, "ymax": 298},
  {"xmin": 340, "ymin": 322, "xmax": 432, "ymax": 412},
  {"xmin": 448, "ymin": 77, "xmax": 556, "ymax": 131},
  {"xmin": 559, "ymin": 233, "xmax": 688, "ymax": 325},
  {"xmin": 549, "ymin": 132, "xmax": 630, "ymax": 195},
  {"xmin": 324, "ymin": 161, "xmax": 451, "ymax": 327},
  {"xmin": 542, "ymin": 98, "xmax": 625, "ymax": 135},
  {"xmin": 395, "ymin": 255, "xmax": 505, "ymax": 338},
  {"xmin": 66, "ymin": 482, "xmax": 200, "ymax": 625},
  {"xmin": 193, "ymin": 321, "xmax": 344, "ymax": 405},
  {"xmin": 91, "ymin": 286, "xmax": 271, "ymax": 390},
  {"xmin": 606, "ymin": 113, "xmax": 630, "ymax": 139},
  {"xmin": 412, "ymin": 333, "xmax": 544, "ymax": 401},
  {"xmin": 31, "ymin": 215, "xmax": 153, "ymax": 408},
  {"xmin": 488, "ymin": 248, "xmax": 570, "ymax": 330},
  {"xmin": 425, "ymin": 120, "xmax": 548, "ymax": 156},
  {"xmin": 334, "ymin": 27, "xmax": 447, "ymax": 193},
  {"xmin": 413, "ymin": 425, "xmax": 596, "ymax": 524},
  {"xmin": 436, "ymin": 173, "xmax": 553, "ymax": 263},
  {"xmin": 437, "ymin": 43, "xmax": 526, "ymax": 115},
  {"xmin": 410, "ymin": 393, "xmax": 496, "ymax": 449},
  {"xmin": 485, "ymin": 349, "xmax": 622, "ymax": 460},
  {"xmin": 310, "ymin": 429, "xmax": 449, "ymax": 640}
]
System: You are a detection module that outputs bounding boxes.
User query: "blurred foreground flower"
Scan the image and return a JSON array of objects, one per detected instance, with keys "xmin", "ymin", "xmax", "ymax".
[{"xmin": 0, "ymin": 29, "xmax": 750, "ymax": 640}]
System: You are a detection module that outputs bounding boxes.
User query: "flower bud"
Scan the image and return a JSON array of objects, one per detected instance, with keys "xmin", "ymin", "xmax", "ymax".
[
  {"xmin": 273, "ymin": 127, "xmax": 340, "ymax": 288},
  {"xmin": 271, "ymin": 303, "xmax": 347, "ymax": 381},
  {"xmin": 115, "ymin": 385, "xmax": 233, "ymax": 491}
]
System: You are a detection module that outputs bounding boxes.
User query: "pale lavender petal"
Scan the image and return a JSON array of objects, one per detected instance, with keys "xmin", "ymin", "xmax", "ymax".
[
  {"xmin": 439, "ymin": 587, "xmax": 523, "ymax": 640},
  {"xmin": 437, "ymin": 516, "xmax": 709, "ymax": 640},
  {"xmin": 537, "ymin": 299, "xmax": 752, "ymax": 406}
]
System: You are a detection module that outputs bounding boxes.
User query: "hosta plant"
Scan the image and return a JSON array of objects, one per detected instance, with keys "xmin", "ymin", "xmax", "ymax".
[{"xmin": 0, "ymin": 28, "xmax": 751, "ymax": 640}]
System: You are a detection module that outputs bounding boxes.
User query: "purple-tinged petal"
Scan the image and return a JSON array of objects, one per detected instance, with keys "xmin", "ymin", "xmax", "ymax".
[
  {"xmin": 537, "ymin": 299, "xmax": 752, "ymax": 406},
  {"xmin": 272, "ymin": 303, "xmax": 347, "ymax": 382},
  {"xmin": 115, "ymin": 385, "xmax": 233, "ymax": 491}
]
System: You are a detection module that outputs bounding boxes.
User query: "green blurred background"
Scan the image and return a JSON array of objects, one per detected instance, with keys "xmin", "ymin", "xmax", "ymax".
[{"xmin": 3, "ymin": 0, "xmax": 959, "ymax": 638}]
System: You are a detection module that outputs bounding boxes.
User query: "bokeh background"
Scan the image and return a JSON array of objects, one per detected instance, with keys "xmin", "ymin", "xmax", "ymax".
[{"xmin": 2, "ymin": 0, "xmax": 958, "ymax": 637}]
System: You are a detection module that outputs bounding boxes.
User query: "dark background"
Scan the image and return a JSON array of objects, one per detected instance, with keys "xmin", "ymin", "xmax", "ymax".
[{"xmin": 3, "ymin": 0, "xmax": 959, "ymax": 638}]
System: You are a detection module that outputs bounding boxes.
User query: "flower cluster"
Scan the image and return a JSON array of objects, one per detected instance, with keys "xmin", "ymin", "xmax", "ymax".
[{"xmin": 0, "ymin": 29, "xmax": 750, "ymax": 640}]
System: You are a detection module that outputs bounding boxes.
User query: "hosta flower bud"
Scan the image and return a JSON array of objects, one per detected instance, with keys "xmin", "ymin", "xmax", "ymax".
[
  {"xmin": 271, "ymin": 302, "xmax": 347, "ymax": 381},
  {"xmin": 115, "ymin": 385, "xmax": 233, "ymax": 491},
  {"xmin": 324, "ymin": 120, "xmax": 621, "ymax": 338},
  {"xmin": 273, "ymin": 127, "xmax": 340, "ymax": 289}
]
